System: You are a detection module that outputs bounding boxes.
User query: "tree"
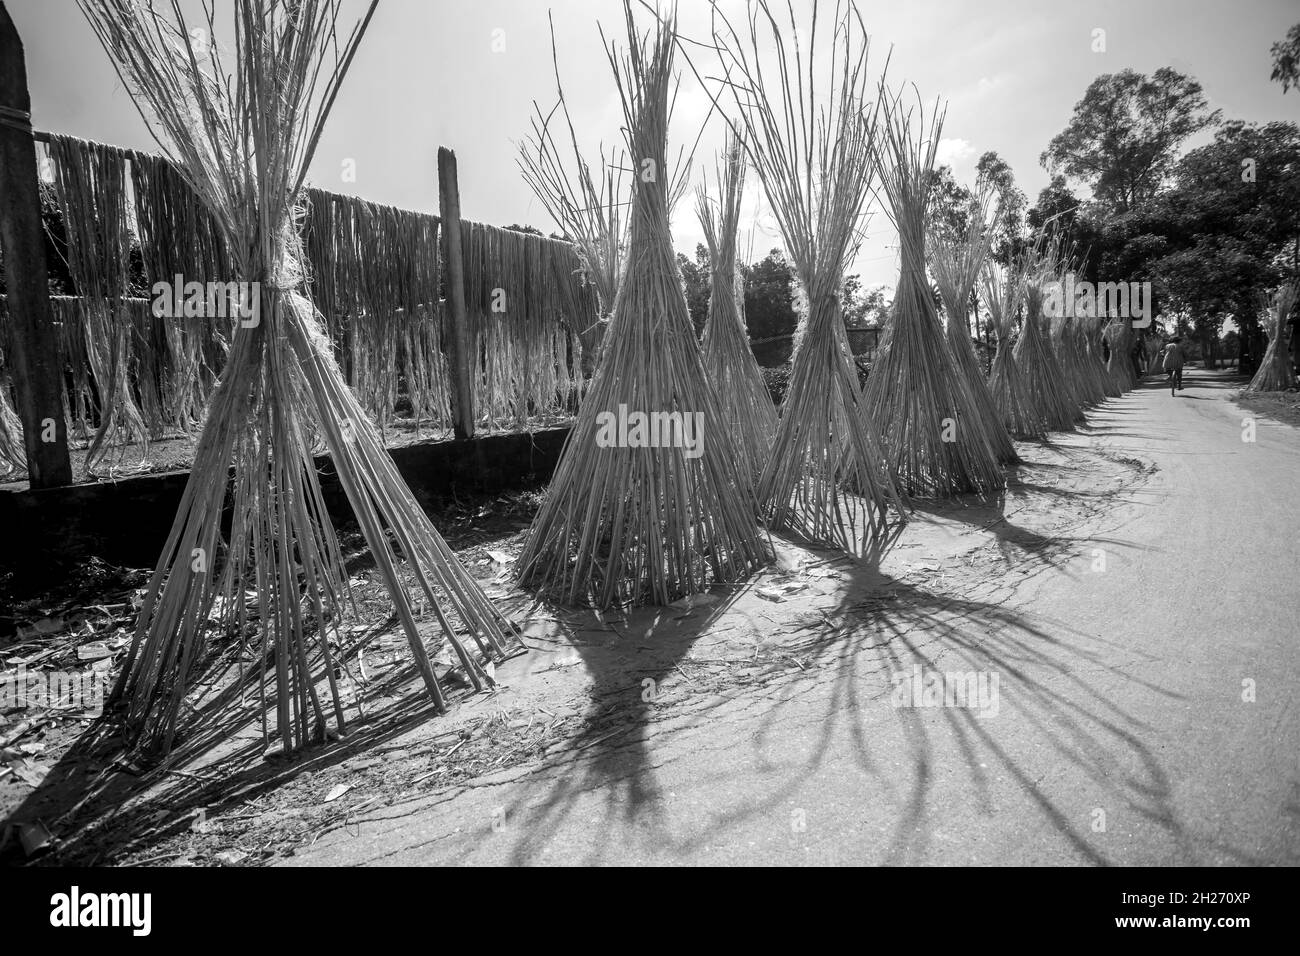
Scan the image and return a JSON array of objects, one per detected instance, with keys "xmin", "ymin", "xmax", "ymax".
[
  {"xmin": 740, "ymin": 248, "xmax": 799, "ymax": 366},
  {"xmin": 927, "ymin": 165, "xmax": 974, "ymax": 238},
  {"xmin": 1041, "ymin": 68, "xmax": 1220, "ymax": 213},
  {"xmin": 676, "ymin": 243, "xmax": 710, "ymax": 336},
  {"xmin": 975, "ymin": 151, "xmax": 1026, "ymax": 262},
  {"xmin": 1147, "ymin": 120, "xmax": 1300, "ymax": 371},
  {"xmin": 1271, "ymin": 23, "xmax": 1300, "ymax": 93}
]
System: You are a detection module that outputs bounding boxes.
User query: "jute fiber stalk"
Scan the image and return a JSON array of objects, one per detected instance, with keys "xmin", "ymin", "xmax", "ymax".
[
  {"xmin": 696, "ymin": 133, "xmax": 775, "ymax": 487},
  {"xmin": 516, "ymin": 2, "xmax": 768, "ymax": 607},
  {"xmin": 83, "ymin": 0, "xmax": 517, "ymax": 756},
  {"xmin": 1246, "ymin": 283, "xmax": 1298, "ymax": 392},
  {"xmin": 713, "ymin": 0, "xmax": 904, "ymax": 550},
  {"xmin": 517, "ymin": 11, "xmax": 629, "ymax": 381},
  {"xmin": 927, "ymin": 185, "xmax": 1016, "ymax": 463},
  {"xmin": 866, "ymin": 90, "xmax": 1005, "ymax": 497}
]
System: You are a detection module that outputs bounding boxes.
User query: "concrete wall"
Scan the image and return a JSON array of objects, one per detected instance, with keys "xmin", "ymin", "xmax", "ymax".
[{"xmin": 0, "ymin": 427, "xmax": 571, "ymax": 592}]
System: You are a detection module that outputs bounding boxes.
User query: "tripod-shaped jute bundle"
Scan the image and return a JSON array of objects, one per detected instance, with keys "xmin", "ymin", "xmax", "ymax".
[
  {"xmin": 82, "ymin": 0, "xmax": 516, "ymax": 756},
  {"xmin": 1015, "ymin": 279, "xmax": 1079, "ymax": 430},
  {"xmin": 1104, "ymin": 318, "xmax": 1137, "ymax": 393},
  {"xmin": 713, "ymin": 0, "xmax": 904, "ymax": 551},
  {"xmin": 516, "ymin": 3, "xmax": 768, "ymax": 607},
  {"xmin": 696, "ymin": 134, "xmax": 775, "ymax": 487},
  {"xmin": 981, "ymin": 259, "xmax": 1044, "ymax": 440},
  {"xmin": 865, "ymin": 91, "xmax": 1005, "ymax": 497},
  {"xmin": 1246, "ymin": 283, "xmax": 1298, "ymax": 392},
  {"xmin": 928, "ymin": 186, "xmax": 1016, "ymax": 463}
]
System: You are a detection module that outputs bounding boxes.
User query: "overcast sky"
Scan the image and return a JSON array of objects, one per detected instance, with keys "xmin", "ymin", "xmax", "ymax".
[{"xmin": 10, "ymin": 0, "xmax": 1299, "ymax": 291}]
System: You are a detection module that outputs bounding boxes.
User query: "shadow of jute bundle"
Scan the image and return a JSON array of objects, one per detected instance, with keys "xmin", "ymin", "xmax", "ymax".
[
  {"xmin": 865, "ymin": 92, "xmax": 1005, "ymax": 498},
  {"xmin": 82, "ymin": 0, "xmax": 516, "ymax": 756},
  {"xmin": 928, "ymin": 185, "xmax": 1016, "ymax": 463},
  {"xmin": 714, "ymin": 0, "xmax": 903, "ymax": 552},
  {"xmin": 516, "ymin": 3, "xmax": 768, "ymax": 608},
  {"xmin": 696, "ymin": 134, "xmax": 775, "ymax": 487},
  {"xmin": 1247, "ymin": 283, "xmax": 1298, "ymax": 392}
]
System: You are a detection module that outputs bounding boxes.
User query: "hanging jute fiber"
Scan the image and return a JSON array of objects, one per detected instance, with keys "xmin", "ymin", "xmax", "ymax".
[
  {"xmin": 82, "ymin": 0, "xmax": 518, "ymax": 756},
  {"xmin": 695, "ymin": 134, "xmax": 775, "ymax": 488},
  {"xmin": 516, "ymin": 2, "xmax": 768, "ymax": 607},
  {"xmin": 47, "ymin": 133, "xmax": 152, "ymax": 471},
  {"xmin": 865, "ymin": 90, "xmax": 1005, "ymax": 498}
]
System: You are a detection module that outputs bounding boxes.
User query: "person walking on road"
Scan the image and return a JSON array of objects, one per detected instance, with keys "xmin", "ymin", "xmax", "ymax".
[{"xmin": 1161, "ymin": 336, "xmax": 1186, "ymax": 392}]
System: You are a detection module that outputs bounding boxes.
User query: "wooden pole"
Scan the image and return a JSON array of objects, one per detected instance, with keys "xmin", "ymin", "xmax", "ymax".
[
  {"xmin": 0, "ymin": 2, "xmax": 71, "ymax": 488},
  {"xmin": 438, "ymin": 146, "xmax": 474, "ymax": 440}
]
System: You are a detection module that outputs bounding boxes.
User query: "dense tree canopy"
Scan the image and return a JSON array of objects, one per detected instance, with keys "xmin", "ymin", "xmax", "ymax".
[{"xmin": 1041, "ymin": 68, "xmax": 1220, "ymax": 214}]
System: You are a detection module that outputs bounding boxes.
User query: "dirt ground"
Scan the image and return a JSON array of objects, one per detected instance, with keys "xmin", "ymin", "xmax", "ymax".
[
  {"xmin": 0, "ymin": 427, "xmax": 1156, "ymax": 867},
  {"xmin": 1234, "ymin": 388, "xmax": 1300, "ymax": 429}
]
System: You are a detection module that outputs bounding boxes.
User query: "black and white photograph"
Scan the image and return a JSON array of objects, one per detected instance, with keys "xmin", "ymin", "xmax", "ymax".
[{"xmin": 0, "ymin": 0, "xmax": 1295, "ymax": 923}]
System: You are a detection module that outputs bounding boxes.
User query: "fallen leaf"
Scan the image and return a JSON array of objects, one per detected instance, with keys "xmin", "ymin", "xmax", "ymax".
[
  {"xmin": 756, "ymin": 588, "xmax": 785, "ymax": 603},
  {"xmin": 77, "ymin": 642, "xmax": 112, "ymax": 662},
  {"xmin": 323, "ymin": 783, "xmax": 352, "ymax": 803},
  {"xmin": 487, "ymin": 550, "xmax": 513, "ymax": 565},
  {"xmin": 215, "ymin": 850, "xmax": 247, "ymax": 866}
]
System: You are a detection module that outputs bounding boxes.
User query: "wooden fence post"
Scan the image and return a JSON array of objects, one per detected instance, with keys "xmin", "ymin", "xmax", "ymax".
[
  {"xmin": 438, "ymin": 146, "xmax": 475, "ymax": 440},
  {"xmin": 0, "ymin": 2, "xmax": 72, "ymax": 488}
]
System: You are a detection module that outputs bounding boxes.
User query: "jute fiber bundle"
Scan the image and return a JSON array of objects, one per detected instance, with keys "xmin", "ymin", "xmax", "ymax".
[
  {"xmin": 1246, "ymin": 283, "xmax": 1298, "ymax": 392},
  {"xmin": 1103, "ymin": 317, "xmax": 1136, "ymax": 393},
  {"xmin": 1015, "ymin": 278, "xmax": 1078, "ymax": 430},
  {"xmin": 696, "ymin": 134, "xmax": 775, "ymax": 487},
  {"xmin": 981, "ymin": 260, "xmax": 1044, "ymax": 440},
  {"xmin": 517, "ymin": 3, "xmax": 768, "ymax": 607},
  {"xmin": 866, "ymin": 91, "xmax": 1005, "ymax": 497},
  {"xmin": 714, "ymin": 0, "xmax": 904, "ymax": 550},
  {"xmin": 83, "ymin": 0, "xmax": 516, "ymax": 755},
  {"xmin": 928, "ymin": 185, "xmax": 1016, "ymax": 463}
]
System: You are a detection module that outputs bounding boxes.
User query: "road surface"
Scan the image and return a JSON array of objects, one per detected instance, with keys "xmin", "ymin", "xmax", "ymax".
[{"xmin": 286, "ymin": 369, "xmax": 1300, "ymax": 866}]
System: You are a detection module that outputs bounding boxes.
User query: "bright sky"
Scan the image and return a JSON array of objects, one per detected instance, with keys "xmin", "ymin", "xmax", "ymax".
[{"xmin": 10, "ymin": 0, "xmax": 1299, "ymax": 292}]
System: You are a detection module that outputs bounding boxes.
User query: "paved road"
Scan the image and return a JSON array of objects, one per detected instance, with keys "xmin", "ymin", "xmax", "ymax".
[{"xmin": 288, "ymin": 369, "xmax": 1300, "ymax": 865}]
